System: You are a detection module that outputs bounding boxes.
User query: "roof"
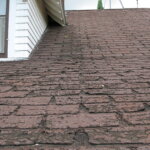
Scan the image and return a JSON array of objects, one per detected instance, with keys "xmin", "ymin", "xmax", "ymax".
[{"xmin": 0, "ymin": 9, "xmax": 150, "ymax": 149}]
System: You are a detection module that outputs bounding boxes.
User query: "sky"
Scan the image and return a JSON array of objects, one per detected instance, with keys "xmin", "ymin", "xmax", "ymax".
[{"xmin": 65, "ymin": 0, "xmax": 150, "ymax": 10}]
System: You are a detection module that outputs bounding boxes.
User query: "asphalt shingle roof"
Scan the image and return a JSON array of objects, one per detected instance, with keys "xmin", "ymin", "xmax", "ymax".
[{"xmin": 0, "ymin": 9, "xmax": 150, "ymax": 150}]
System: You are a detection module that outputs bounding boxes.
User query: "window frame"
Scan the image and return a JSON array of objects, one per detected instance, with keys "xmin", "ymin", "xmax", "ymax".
[{"xmin": 0, "ymin": 0, "xmax": 9, "ymax": 58}]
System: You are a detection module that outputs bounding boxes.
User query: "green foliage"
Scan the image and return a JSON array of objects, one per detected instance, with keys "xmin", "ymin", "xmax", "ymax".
[{"xmin": 97, "ymin": 0, "xmax": 104, "ymax": 10}]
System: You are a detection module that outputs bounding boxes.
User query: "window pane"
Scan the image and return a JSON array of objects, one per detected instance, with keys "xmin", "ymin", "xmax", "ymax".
[
  {"xmin": 0, "ymin": 0, "xmax": 7, "ymax": 15},
  {"xmin": 0, "ymin": 17, "xmax": 5, "ymax": 53}
]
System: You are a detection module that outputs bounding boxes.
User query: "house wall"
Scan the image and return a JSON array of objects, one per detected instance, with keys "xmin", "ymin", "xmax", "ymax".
[{"xmin": 8, "ymin": 0, "xmax": 48, "ymax": 58}]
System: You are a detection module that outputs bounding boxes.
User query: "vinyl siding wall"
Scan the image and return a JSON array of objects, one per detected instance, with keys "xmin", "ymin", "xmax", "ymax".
[{"xmin": 14, "ymin": 0, "xmax": 48, "ymax": 58}]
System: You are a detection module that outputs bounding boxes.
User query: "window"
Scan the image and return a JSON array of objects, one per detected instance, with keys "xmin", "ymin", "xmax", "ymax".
[
  {"xmin": 0, "ymin": 0, "xmax": 8, "ymax": 56},
  {"xmin": 0, "ymin": 0, "xmax": 7, "ymax": 15}
]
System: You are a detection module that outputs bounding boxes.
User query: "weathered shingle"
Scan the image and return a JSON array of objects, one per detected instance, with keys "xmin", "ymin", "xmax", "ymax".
[{"xmin": 0, "ymin": 9, "xmax": 150, "ymax": 149}]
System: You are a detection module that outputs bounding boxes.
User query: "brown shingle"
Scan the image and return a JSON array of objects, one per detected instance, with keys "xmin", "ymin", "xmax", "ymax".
[{"xmin": 0, "ymin": 9, "xmax": 150, "ymax": 148}]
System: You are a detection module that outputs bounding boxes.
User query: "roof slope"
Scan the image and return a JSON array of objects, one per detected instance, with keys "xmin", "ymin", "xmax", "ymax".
[{"xmin": 0, "ymin": 9, "xmax": 150, "ymax": 149}]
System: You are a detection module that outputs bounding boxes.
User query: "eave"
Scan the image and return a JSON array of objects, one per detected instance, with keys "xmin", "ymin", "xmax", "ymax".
[{"xmin": 44, "ymin": 0, "xmax": 66, "ymax": 26}]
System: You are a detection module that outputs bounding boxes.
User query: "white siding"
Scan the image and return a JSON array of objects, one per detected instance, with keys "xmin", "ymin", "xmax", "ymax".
[
  {"xmin": 14, "ymin": 0, "xmax": 48, "ymax": 58},
  {"xmin": 4, "ymin": 0, "xmax": 66, "ymax": 60}
]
